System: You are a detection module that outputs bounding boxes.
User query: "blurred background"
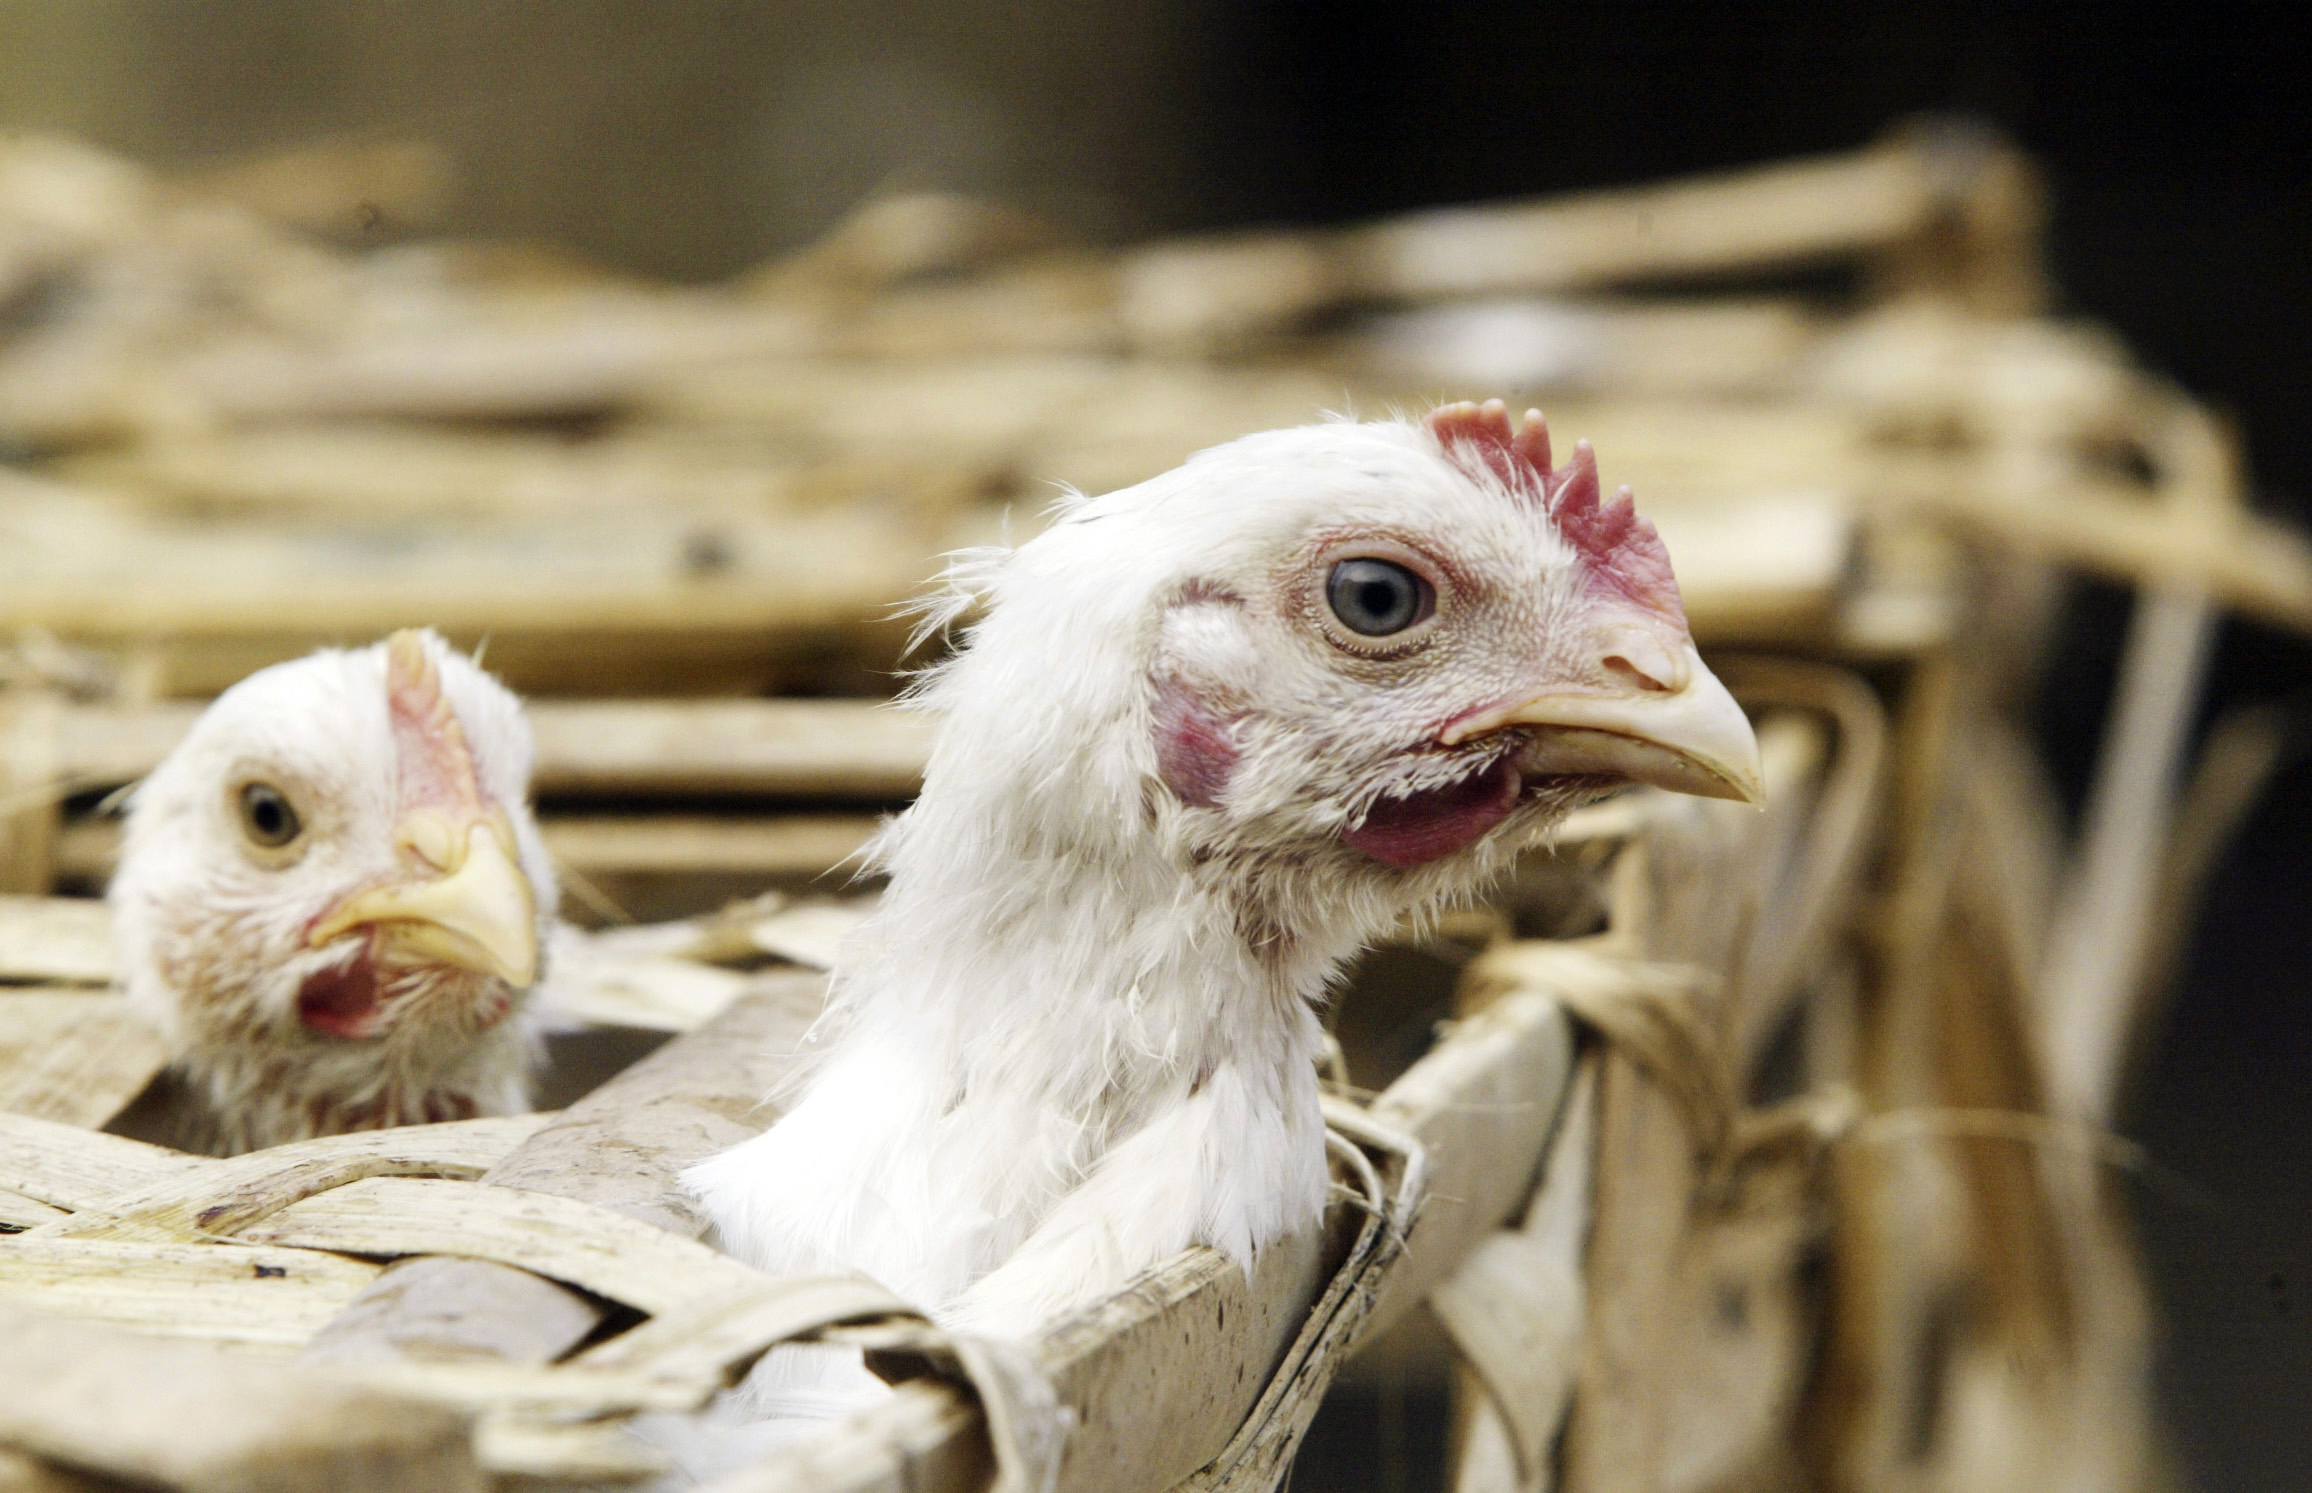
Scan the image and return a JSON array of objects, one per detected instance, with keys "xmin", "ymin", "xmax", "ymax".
[{"xmin": 0, "ymin": 3, "xmax": 2305, "ymax": 1487}]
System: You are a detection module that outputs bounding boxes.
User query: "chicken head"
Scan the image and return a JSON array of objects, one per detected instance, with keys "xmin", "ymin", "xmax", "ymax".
[
  {"xmin": 110, "ymin": 628, "xmax": 555, "ymax": 1154},
  {"xmin": 1141, "ymin": 398, "xmax": 1758, "ymax": 883}
]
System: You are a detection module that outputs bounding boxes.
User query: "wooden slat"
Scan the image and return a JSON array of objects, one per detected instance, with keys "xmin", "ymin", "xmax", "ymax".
[
  {"xmin": 58, "ymin": 813, "xmax": 885, "ymax": 893},
  {"xmin": 0, "ymin": 993, "xmax": 167, "ymax": 1129},
  {"xmin": 37, "ymin": 1113, "xmax": 548, "ymax": 1244},
  {"xmin": 51, "ymin": 697, "xmax": 931, "ymax": 796},
  {"xmin": 0, "ymin": 1111, "xmax": 197, "ymax": 1210},
  {"xmin": 0, "ymin": 1187, "xmax": 67, "ymax": 1230},
  {"xmin": 0, "ymin": 475, "xmax": 938, "ymax": 689},
  {"xmin": 0, "ymin": 1301, "xmax": 482, "ymax": 1493},
  {"xmin": 1362, "ymin": 991, "xmax": 1575, "ymax": 1337},
  {"xmin": 538, "ymin": 814, "xmax": 882, "ymax": 876},
  {"xmin": 0, "ymin": 1238, "xmax": 381, "ymax": 1348},
  {"xmin": 303, "ymin": 975, "xmax": 825, "ymax": 1367},
  {"xmin": 1117, "ymin": 133, "xmax": 2023, "ymax": 348},
  {"xmin": 242, "ymin": 1176, "xmax": 766, "ymax": 1315},
  {"xmin": 0, "ymin": 894, "xmax": 113, "ymax": 983}
]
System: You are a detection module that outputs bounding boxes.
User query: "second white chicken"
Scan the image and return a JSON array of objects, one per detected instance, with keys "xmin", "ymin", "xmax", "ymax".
[{"xmin": 111, "ymin": 628, "xmax": 555, "ymax": 1155}]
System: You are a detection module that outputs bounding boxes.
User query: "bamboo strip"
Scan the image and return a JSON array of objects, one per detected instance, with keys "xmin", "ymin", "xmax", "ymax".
[
  {"xmin": 2036, "ymin": 582, "xmax": 2214, "ymax": 1123},
  {"xmin": 476, "ymin": 1416, "xmax": 681, "ymax": 1483},
  {"xmin": 0, "ymin": 993, "xmax": 166, "ymax": 1128},
  {"xmin": 1361, "ymin": 991, "xmax": 1575, "ymax": 1337},
  {"xmin": 0, "ymin": 694, "xmax": 60, "ymax": 896},
  {"xmin": 303, "ymin": 976, "xmax": 824, "ymax": 1367},
  {"xmin": 0, "ymin": 1187, "xmax": 67, "ymax": 1230},
  {"xmin": 1165, "ymin": 1115, "xmax": 1414, "ymax": 1493},
  {"xmin": 700, "ymin": 1380, "xmax": 990, "ymax": 1493},
  {"xmin": 1344, "ymin": 143, "xmax": 1946, "ymax": 300},
  {"xmin": 1714, "ymin": 662, "xmax": 1889, "ymax": 1072},
  {"xmin": 0, "ymin": 1301, "xmax": 482, "ymax": 1493},
  {"xmin": 1437, "ymin": 1059, "xmax": 1598, "ymax": 1493},
  {"xmin": 34, "ymin": 1113, "xmax": 548, "ymax": 1243},
  {"xmin": 0, "ymin": 1238, "xmax": 381, "ymax": 1347},
  {"xmin": 0, "ymin": 1111, "xmax": 195, "ymax": 1210},
  {"xmin": 1914, "ymin": 473, "xmax": 2312, "ymax": 633},
  {"xmin": 537, "ymin": 814, "xmax": 882, "ymax": 877},
  {"xmin": 56, "ymin": 813, "xmax": 888, "ymax": 887},
  {"xmin": 0, "ymin": 896, "xmax": 850, "ymax": 1025},
  {"xmin": 0, "ymin": 1445, "xmax": 116, "ymax": 1491},
  {"xmin": 1118, "ymin": 133, "xmax": 2025, "ymax": 348},
  {"xmin": 1543, "ymin": 767, "xmax": 1831, "ymax": 1493},
  {"xmin": 538, "ymin": 950, "xmax": 754, "ymax": 1033},
  {"xmin": 175, "ymin": 297, "xmax": 826, "ymax": 426},
  {"xmin": 48, "ymin": 697, "xmax": 930, "ymax": 796},
  {"xmin": 1557, "ymin": 1047, "xmax": 1688, "ymax": 1493},
  {"xmin": 2037, "ymin": 407, "xmax": 2233, "ymax": 1121},
  {"xmin": 240, "ymin": 1175, "xmax": 769, "ymax": 1314},
  {"xmin": 0, "ymin": 894, "xmax": 112, "ymax": 983}
]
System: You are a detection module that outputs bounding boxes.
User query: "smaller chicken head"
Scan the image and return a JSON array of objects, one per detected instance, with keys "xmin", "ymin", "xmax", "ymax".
[{"xmin": 112, "ymin": 630, "xmax": 555, "ymax": 1083}]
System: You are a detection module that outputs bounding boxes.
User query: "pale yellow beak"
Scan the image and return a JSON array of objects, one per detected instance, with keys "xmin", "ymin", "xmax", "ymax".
[
  {"xmin": 1442, "ymin": 641, "xmax": 1765, "ymax": 806},
  {"xmin": 309, "ymin": 814, "xmax": 540, "ymax": 986}
]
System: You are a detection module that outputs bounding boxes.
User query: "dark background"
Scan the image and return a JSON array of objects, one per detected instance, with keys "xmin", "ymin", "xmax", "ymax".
[{"xmin": 3, "ymin": 2, "xmax": 2305, "ymax": 1484}]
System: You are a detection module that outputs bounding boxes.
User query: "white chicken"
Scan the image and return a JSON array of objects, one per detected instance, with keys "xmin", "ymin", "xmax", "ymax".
[
  {"xmin": 110, "ymin": 628, "xmax": 555, "ymax": 1156},
  {"xmin": 686, "ymin": 401, "xmax": 1760, "ymax": 1394}
]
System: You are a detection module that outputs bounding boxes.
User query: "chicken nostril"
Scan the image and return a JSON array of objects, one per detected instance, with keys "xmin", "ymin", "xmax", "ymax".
[
  {"xmin": 1602, "ymin": 654, "xmax": 1674, "ymax": 692},
  {"xmin": 1597, "ymin": 626, "xmax": 1689, "ymax": 693},
  {"xmin": 396, "ymin": 813, "xmax": 464, "ymax": 873}
]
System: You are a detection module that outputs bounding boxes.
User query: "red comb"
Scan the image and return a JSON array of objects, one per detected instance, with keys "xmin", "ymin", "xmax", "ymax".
[
  {"xmin": 1425, "ymin": 401, "xmax": 1685, "ymax": 624},
  {"xmin": 386, "ymin": 630, "xmax": 484, "ymax": 812}
]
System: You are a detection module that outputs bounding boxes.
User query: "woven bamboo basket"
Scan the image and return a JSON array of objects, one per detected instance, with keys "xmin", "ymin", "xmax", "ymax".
[{"xmin": 3, "ymin": 121, "xmax": 2307, "ymax": 1492}]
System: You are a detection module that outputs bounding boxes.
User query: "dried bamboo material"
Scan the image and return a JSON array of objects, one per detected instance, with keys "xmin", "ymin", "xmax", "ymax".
[
  {"xmin": 49, "ymin": 697, "xmax": 932, "ymax": 797},
  {"xmin": 0, "ymin": 895, "xmax": 112, "ymax": 983},
  {"xmin": 169, "ymin": 137, "xmax": 457, "ymax": 239},
  {"xmin": 0, "ymin": 1301, "xmax": 483, "ymax": 1493},
  {"xmin": 0, "ymin": 119, "xmax": 2302, "ymax": 1493},
  {"xmin": 0, "ymin": 992, "xmax": 166, "ymax": 1128},
  {"xmin": 1118, "ymin": 127, "xmax": 2041, "ymax": 351},
  {"xmin": 0, "ymin": 936, "xmax": 1589, "ymax": 1492},
  {"xmin": 0, "ymin": 468, "xmax": 938, "ymax": 693}
]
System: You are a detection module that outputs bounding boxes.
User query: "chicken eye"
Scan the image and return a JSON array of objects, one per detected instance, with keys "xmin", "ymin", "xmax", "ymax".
[
  {"xmin": 1326, "ymin": 559, "xmax": 1433, "ymax": 637},
  {"xmin": 237, "ymin": 782, "xmax": 302, "ymax": 848}
]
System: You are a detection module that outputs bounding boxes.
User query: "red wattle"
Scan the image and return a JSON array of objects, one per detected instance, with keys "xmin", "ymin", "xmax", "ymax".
[
  {"xmin": 297, "ymin": 957, "xmax": 385, "ymax": 1040},
  {"xmin": 1342, "ymin": 758, "xmax": 1522, "ymax": 868}
]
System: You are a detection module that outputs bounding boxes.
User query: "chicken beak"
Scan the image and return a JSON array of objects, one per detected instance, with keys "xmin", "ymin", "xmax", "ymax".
[
  {"xmin": 308, "ymin": 815, "xmax": 540, "ymax": 986},
  {"xmin": 1444, "ymin": 642, "xmax": 1765, "ymax": 806}
]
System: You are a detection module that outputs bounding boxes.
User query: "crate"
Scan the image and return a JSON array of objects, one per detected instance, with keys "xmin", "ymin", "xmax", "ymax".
[{"xmin": 3, "ymin": 122, "xmax": 2308, "ymax": 1493}]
